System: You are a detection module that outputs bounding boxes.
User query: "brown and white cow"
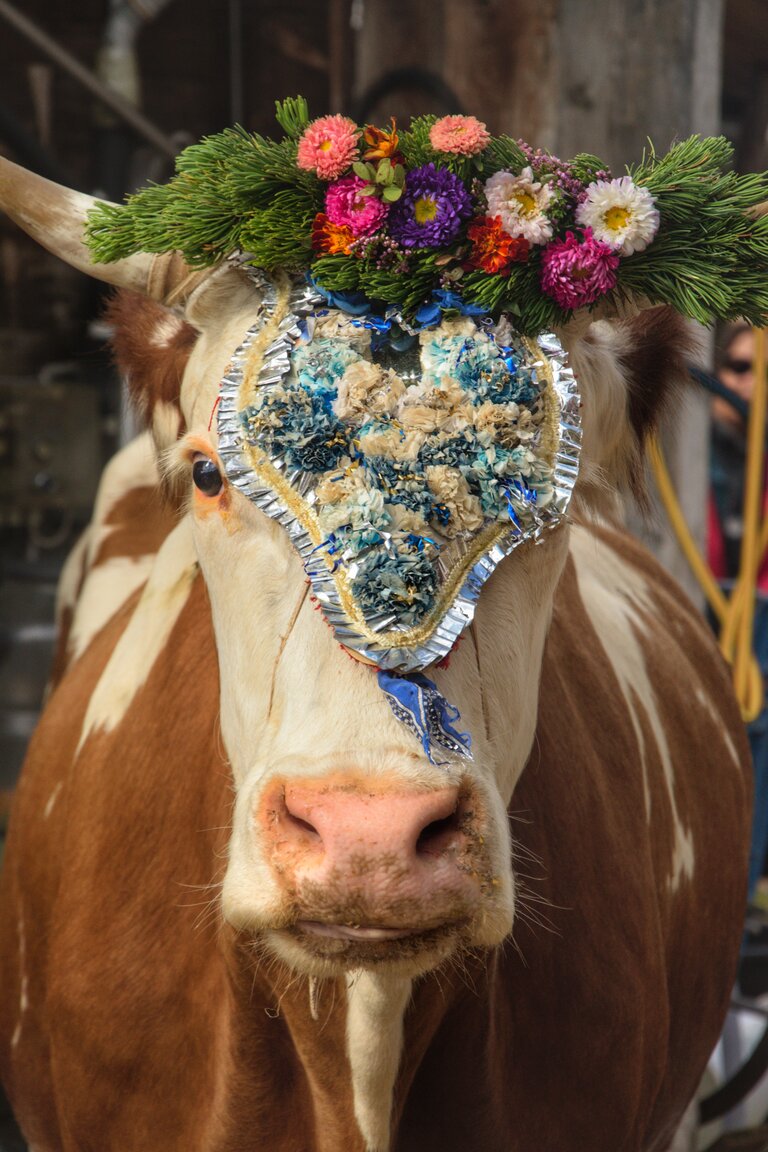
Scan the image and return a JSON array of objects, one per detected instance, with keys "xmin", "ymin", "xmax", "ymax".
[{"xmin": 0, "ymin": 157, "xmax": 752, "ymax": 1152}]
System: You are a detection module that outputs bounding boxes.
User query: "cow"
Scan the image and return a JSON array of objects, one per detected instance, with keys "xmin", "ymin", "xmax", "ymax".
[{"xmin": 0, "ymin": 155, "xmax": 752, "ymax": 1152}]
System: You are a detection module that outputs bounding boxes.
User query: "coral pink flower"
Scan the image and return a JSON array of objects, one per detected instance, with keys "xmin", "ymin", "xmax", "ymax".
[
  {"xmin": 297, "ymin": 115, "xmax": 359, "ymax": 180},
  {"xmin": 325, "ymin": 175, "xmax": 389, "ymax": 237},
  {"xmin": 429, "ymin": 115, "xmax": 490, "ymax": 157},
  {"xmin": 540, "ymin": 228, "xmax": 620, "ymax": 310}
]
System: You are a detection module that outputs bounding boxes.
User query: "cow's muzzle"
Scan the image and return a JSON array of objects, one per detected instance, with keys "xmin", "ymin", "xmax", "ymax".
[{"xmin": 255, "ymin": 774, "xmax": 494, "ymax": 964}]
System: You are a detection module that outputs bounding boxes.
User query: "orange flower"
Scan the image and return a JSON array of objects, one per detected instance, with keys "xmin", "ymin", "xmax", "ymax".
[
  {"xmin": 363, "ymin": 118, "xmax": 400, "ymax": 161},
  {"xmin": 312, "ymin": 212, "xmax": 355, "ymax": 255},
  {"xmin": 467, "ymin": 215, "xmax": 530, "ymax": 275}
]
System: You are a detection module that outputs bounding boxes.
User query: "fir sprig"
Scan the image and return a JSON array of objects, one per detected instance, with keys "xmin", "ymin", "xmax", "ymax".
[{"xmin": 84, "ymin": 98, "xmax": 768, "ymax": 331}]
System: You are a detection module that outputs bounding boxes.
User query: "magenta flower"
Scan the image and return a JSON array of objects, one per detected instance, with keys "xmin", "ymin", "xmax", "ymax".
[
  {"xmin": 540, "ymin": 228, "xmax": 620, "ymax": 310},
  {"xmin": 325, "ymin": 175, "xmax": 389, "ymax": 237},
  {"xmin": 297, "ymin": 115, "xmax": 359, "ymax": 180}
]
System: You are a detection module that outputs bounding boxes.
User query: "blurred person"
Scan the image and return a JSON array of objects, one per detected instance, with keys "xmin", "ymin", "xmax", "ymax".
[{"xmin": 708, "ymin": 324, "xmax": 768, "ymax": 900}]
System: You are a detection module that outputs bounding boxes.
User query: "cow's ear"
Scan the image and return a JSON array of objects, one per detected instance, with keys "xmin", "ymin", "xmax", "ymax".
[
  {"xmin": 106, "ymin": 291, "xmax": 198, "ymax": 454},
  {"xmin": 561, "ymin": 305, "xmax": 693, "ymax": 500}
]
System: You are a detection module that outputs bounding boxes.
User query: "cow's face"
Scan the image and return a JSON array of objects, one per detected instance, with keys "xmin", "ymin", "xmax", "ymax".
[
  {"xmin": 166, "ymin": 268, "xmax": 577, "ymax": 977},
  {"xmin": 0, "ymin": 140, "xmax": 686, "ymax": 983}
]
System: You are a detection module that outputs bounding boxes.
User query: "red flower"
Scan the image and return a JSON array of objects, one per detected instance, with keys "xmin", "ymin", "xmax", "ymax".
[
  {"xmin": 467, "ymin": 215, "xmax": 530, "ymax": 275},
  {"xmin": 311, "ymin": 212, "xmax": 355, "ymax": 255}
]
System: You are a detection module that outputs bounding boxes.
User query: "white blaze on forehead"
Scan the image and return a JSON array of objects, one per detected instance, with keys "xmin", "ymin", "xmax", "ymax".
[
  {"xmin": 570, "ymin": 524, "xmax": 695, "ymax": 891},
  {"xmin": 346, "ymin": 971, "xmax": 411, "ymax": 1152},
  {"xmin": 76, "ymin": 517, "xmax": 197, "ymax": 753}
]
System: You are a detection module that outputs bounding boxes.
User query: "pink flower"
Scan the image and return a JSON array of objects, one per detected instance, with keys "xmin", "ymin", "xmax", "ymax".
[
  {"xmin": 429, "ymin": 115, "xmax": 490, "ymax": 157},
  {"xmin": 297, "ymin": 115, "xmax": 359, "ymax": 180},
  {"xmin": 540, "ymin": 228, "xmax": 620, "ymax": 310},
  {"xmin": 325, "ymin": 175, "xmax": 389, "ymax": 237}
]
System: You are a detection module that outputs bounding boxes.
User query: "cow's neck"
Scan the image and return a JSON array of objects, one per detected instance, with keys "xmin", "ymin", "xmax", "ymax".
[{"xmin": 224, "ymin": 934, "xmax": 477, "ymax": 1152}]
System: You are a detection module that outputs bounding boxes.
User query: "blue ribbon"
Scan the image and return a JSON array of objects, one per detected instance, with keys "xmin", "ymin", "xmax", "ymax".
[
  {"xmin": 432, "ymin": 288, "xmax": 488, "ymax": 316},
  {"xmin": 377, "ymin": 670, "xmax": 472, "ymax": 766}
]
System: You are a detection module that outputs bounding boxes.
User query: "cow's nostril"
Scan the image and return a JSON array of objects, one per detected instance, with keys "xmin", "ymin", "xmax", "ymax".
[
  {"xmin": 416, "ymin": 808, "xmax": 461, "ymax": 855},
  {"xmin": 286, "ymin": 812, "xmax": 321, "ymax": 840}
]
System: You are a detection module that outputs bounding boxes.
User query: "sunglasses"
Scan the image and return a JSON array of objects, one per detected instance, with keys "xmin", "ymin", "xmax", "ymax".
[{"xmin": 723, "ymin": 358, "xmax": 753, "ymax": 375}]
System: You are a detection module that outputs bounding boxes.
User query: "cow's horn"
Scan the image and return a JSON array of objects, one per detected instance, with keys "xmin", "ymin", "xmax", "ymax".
[{"xmin": 0, "ymin": 155, "xmax": 208, "ymax": 306}]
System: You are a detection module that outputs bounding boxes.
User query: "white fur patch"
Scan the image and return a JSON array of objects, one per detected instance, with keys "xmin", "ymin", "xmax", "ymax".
[
  {"xmin": 151, "ymin": 398, "xmax": 183, "ymax": 449},
  {"xmin": 69, "ymin": 555, "xmax": 157, "ymax": 662},
  {"xmin": 149, "ymin": 313, "xmax": 185, "ymax": 348},
  {"xmin": 346, "ymin": 970, "xmax": 411, "ymax": 1152},
  {"xmin": 76, "ymin": 517, "xmax": 197, "ymax": 754},
  {"xmin": 694, "ymin": 686, "xmax": 741, "ymax": 768},
  {"xmin": 83, "ymin": 432, "xmax": 159, "ymax": 570},
  {"xmin": 570, "ymin": 524, "xmax": 696, "ymax": 891},
  {"xmin": 55, "ymin": 526, "xmax": 89, "ymax": 622},
  {"xmin": 11, "ymin": 906, "xmax": 28, "ymax": 1049},
  {"xmin": 43, "ymin": 780, "xmax": 63, "ymax": 820}
]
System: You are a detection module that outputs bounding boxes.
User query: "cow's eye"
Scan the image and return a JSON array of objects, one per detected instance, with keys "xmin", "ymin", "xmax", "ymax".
[{"xmin": 192, "ymin": 455, "xmax": 223, "ymax": 497}]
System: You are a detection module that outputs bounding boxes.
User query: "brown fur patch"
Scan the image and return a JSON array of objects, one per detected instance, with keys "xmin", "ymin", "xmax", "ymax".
[
  {"xmin": 105, "ymin": 291, "xmax": 198, "ymax": 433},
  {"xmin": 93, "ymin": 485, "xmax": 177, "ymax": 567},
  {"xmin": 617, "ymin": 305, "xmax": 692, "ymax": 498}
]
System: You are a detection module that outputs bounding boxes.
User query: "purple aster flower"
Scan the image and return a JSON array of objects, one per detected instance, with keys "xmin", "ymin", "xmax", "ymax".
[{"xmin": 388, "ymin": 163, "xmax": 472, "ymax": 248}]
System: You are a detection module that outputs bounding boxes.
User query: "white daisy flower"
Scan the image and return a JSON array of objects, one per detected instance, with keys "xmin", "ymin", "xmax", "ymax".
[
  {"xmin": 575, "ymin": 176, "xmax": 660, "ymax": 255},
  {"xmin": 484, "ymin": 167, "xmax": 554, "ymax": 245}
]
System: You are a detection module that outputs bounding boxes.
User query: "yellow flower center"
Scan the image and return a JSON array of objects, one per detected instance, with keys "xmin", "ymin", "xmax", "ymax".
[
  {"xmin": 603, "ymin": 205, "xmax": 630, "ymax": 232},
  {"xmin": 414, "ymin": 196, "xmax": 438, "ymax": 224},
  {"xmin": 513, "ymin": 190, "xmax": 538, "ymax": 217},
  {"xmin": 320, "ymin": 139, "xmax": 333, "ymax": 152}
]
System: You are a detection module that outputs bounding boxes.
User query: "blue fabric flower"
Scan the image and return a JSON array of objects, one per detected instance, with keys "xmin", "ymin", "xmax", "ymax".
[
  {"xmin": 245, "ymin": 387, "xmax": 347, "ymax": 474},
  {"xmin": 351, "ymin": 546, "xmax": 437, "ymax": 625}
]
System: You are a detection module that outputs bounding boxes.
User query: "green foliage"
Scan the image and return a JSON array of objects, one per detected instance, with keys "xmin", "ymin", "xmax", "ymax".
[
  {"xmin": 570, "ymin": 153, "xmax": 607, "ymax": 184},
  {"xmin": 274, "ymin": 95, "xmax": 309, "ymax": 139},
  {"xmin": 84, "ymin": 112, "xmax": 768, "ymax": 330},
  {"xmin": 398, "ymin": 116, "xmax": 438, "ymax": 169},
  {"xmin": 621, "ymin": 135, "xmax": 768, "ymax": 324},
  {"xmin": 483, "ymin": 135, "xmax": 527, "ymax": 178}
]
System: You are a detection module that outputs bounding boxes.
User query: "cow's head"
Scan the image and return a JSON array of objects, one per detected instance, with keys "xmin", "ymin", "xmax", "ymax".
[{"xmin": 0, "ymin": 159, "xmax": 687, "ymax": 984}]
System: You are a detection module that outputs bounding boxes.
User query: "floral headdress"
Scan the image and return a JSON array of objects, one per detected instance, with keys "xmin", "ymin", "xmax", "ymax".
[
  {"xmin": 86, "ymin": 99, "xmax": 768, "ymax": 762},
  {"xmin": 86, "ymin": 96, "xmax": 768, "ymax": 334}
]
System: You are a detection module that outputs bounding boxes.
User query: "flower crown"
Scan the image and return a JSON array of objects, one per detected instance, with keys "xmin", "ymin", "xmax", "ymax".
[{"xmin": 85, "ymin": 97, "xmax": 768, "ymax": 336}]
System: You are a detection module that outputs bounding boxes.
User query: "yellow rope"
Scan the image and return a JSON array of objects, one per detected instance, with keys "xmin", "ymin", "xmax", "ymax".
[{"xmin": 648, "ymin": 328, "xmax": 768, "ymax": 723}]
